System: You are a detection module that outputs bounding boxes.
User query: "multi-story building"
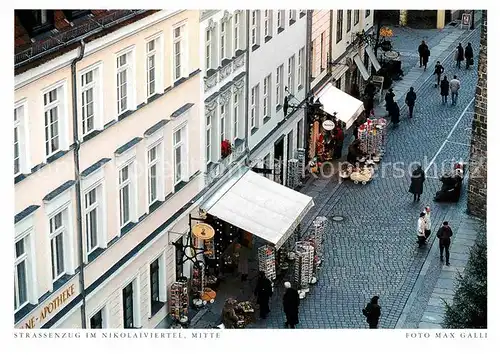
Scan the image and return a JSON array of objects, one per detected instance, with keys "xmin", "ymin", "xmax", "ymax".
[
  {"xmin": 14, "ymin": 9, "xmax": 203, "ymax": 329},
  {"xmin": 247, "ymin": 10, "xmax": 309, "ymax": 186}
]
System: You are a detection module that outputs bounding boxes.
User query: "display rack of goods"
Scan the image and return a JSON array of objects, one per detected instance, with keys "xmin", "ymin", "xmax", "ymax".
[
  {"xmin": 294, "ymin": 242, "xmax": 315, "ymax": 292},
  {"xmin": 191, "ymin": 266, "xmax": 205, "ymax": 295},
  {"xmin": 258, "ymin": 245, "xmax": 276, "ymax": 280},
  {"xmin": 375, "ymin": 118, "xmax": 388, "ymax": 156},
  {"xmin": 170, "ymin": 280, "xmax": 189, "ymax": 323},
  {"xmin": 312, "ymin": 216, "xmax": 327, "ymax": 262},
  {"xmin": 287, "ymin": 159, "xmax": 300, "ymax": 189},
  {"xmin": 203, "ymin": 238, "xmax": 215, "ymax": 259},
  {"xmin": 278, "ymin": 247, "xmax": 289, "ymax": 271},
  {"xmin": 358, "ymin": 124, "xmax": 368, "ymax": 154},
  {"xmin": 295, "ymin": 148, "xmax": 306, "ymax": 179}
]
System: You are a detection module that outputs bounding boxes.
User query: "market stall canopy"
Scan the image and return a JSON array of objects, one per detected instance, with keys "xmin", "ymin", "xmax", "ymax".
[
  {"xmin": 353, "ymin": 54, "xmax": 370, "ymax": 81},
  {"xmin": 316, "ymin": 83, "xmax": 364, "ymax": 129},
  {"xmin": 202, "ymin": 168, "xmax": 314, "ymax": 250},
  {"xmin": 365, "ymin": 45, "xmax": 382, "ymax": 72}
]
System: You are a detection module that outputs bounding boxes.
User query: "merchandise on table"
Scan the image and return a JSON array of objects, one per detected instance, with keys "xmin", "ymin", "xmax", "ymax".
[
  {"xmin": 170, "ymin": 279, "xmax": 189, "ymax": 323},
  {"xmin": 258, "ymin": 245, "xmax": 276, "ymax": 280}
]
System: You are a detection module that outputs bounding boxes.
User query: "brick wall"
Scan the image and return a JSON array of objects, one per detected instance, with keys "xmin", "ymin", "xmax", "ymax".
[{"xmin": 467, "ymin": 10, "xmax": 487, "ymax": 220}]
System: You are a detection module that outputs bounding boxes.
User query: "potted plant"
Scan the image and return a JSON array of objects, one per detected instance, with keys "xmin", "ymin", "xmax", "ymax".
[
  {"xmin": 221, "ymin": 139, "xmax": 232, "ymax": 159},
  {"xmin": 379, "ymin": 27, "xmax": 393, "ymax": 52}
]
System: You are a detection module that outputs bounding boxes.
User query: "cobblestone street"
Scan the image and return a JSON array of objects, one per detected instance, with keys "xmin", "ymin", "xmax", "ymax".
[{"xmin": 248, "ymin": 25, "xmax": 482, "ymax": 329}]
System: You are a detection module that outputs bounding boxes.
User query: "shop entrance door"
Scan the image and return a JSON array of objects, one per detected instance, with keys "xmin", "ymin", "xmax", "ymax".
[{"xmin": 274, "ymin": 137, "xmax": 284, "ymax": 185}]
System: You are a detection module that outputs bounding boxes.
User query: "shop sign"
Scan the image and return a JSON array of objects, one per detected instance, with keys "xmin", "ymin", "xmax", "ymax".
[
  {"xmin": 322, "ymin": 120, "xmax": 335, "ymax": 131},
  {"xmin": 192, "ymin": 223, "xmax": 215, "ymax": 240},
  {"xmin": 17, "ymin": 283, "xmax": 76, "ymax": 329},
  {"xmin": 462, "ymin": 13, "xmax": 471, "ymax": 27}
]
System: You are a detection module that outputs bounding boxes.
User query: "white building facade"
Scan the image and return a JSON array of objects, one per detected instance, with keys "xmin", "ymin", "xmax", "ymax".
[
  {"xmin": 14, "ymin": 10, "xmax": 203, "ymax": 329},
  {"xmin": 247, "ymin": 10, "xmax": 308, "ymax": 186}
]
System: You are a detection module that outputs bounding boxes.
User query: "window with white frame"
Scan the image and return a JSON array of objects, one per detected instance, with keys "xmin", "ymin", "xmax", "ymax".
[
  {"xmin": 220, "ymin": 103, "xmax": 226, "ymax": 142},
  {"xmin": 49, "ymin": 211, "xmax": 66, "ymax": 281},
  {"xmin": 287, "ymin": 55, "xmax": 295, "ymax": 95},
  {"xmin": 277, "ymin": 10, "xmax": 285, "ymax": 30},
  {"xmin": 123, "ymin": 279, "xmax": 141, "ymax": 329},
  {"xmin": 14, "ymin": 107, "xmax": 21, "ymax": 175},
  {"xmin": 14, "ymin": 102, "xmax": 31, "ymax": 176},
  {"xmin": 365, "ymin": 10, "xmax": 371, "ymax": 18},
  {"xmin": 147, "ymin": 145, "xmax": 160, "ymax": 205},
  {"xmin": 149, "ymin": 253, "xmax": 167, "ymax": 316},
  {"xmin": 206, "ymin": 114, "xmax": 212, "ymax": 163},
  {"xmin": 250, "ymin": 85, "xmax": 258, "ymax": 128},
  {"xmin": 85, "ymin": 187, "xmax": 100, "ymax": 254},
  {"xmin": 346, "ymin": 10, "xmax": 352, "ymax": 33},
  {"xmin": 116, "ymin": 52, "xmax": 131, "ymax": 115},
  {"xmin": 320, "ymin": 32, "xmax": 326, "ymax": 71},
  {"xmin": 81, "ymin": 70, "xmax": 96, "ymax": 135},
  {"xmin": 264, "ymin": 10, "xmax": 272, "ymax": 37},
  {"xmin": 220, "ymin": 22, "xmax": 226, "ymax": 60},
  {"xmin": 233, "ymin": 93, "xmax": 239, "ymax": 140},
  {"xmin": 119, "ymin": 164, "xmax": 132, "ymax": 227},
  {"xmin": 173, "ymin": 126, "xmax": 187, "ymax": 185},
  {"xmin": 173, "ymin": 25, "xmax": 186, "ymax": 81},
  {"xmin": 234, "ymin": 13, "xmax": 240, "ymax": 51},
  {"xmin": 90, "ymin": 307, "xmax": 106, "ymax": 329},
  {"xmin": 354, "ymin": 10, "xmax": 360, "ymax": 25},
  {"xmin": 263, "ymin": 75, "xmax": 271, "ymax": 118},
  {"xmin": 298, "ymin": 47, "xmax": 304, "ymax": 89},
  {"xmin": 289, "ymin": 10, "xmax": 297, "ymax": 23},
  {"xmin": 14, "ymin": 236, "xmax": 29, "ymax": 311},
  {"xmin": 251, "ymin": 11, "xmax": 258, "ymax": 46},
  {"xmin": 43, "ymin": 87, "xmax": 61, "ymax": 157},
  {"xmin": 336, "ymin": 10, "xmax": 344, "ymax": 43},
  {"xmin": 276, "ymin": 65, "xmax": 283, "ymax": 109},
  {"xmin": 146, "ymin": 38, "xmax": 160, "ymax": 98},
  {"xmin": 205, "ymin": 29, "xmax": 212, "ymax": 69}
]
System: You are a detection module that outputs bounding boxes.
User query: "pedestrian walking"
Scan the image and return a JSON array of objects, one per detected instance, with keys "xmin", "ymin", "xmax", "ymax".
[
  {"xmin": 418, "ymin": 40, "xmax": 429, "ymax": 68},
  {"xmin": 235, "ymin": 243, "xmax": 250, "ymax": 281},
  {"xmin": 449, "ymin": 75, "xmax": 461, "ymax": 105},
  {"xmin": 390, "ymin": 101, "xmax": 400, "ymax": 127},
  {"xmin": 455, "ymin": 43, "xmax": 464, "ymax": 68},
  {"xmin": 332, "ymin": 124, "xmax": 344, "ymax": 159},
  {"xmin": 363, "ymin": 94, "xmax": 374, "ymax": 118},
  {"xmin": 440, "ymin": 76, "xmax": 450, "ymax": 104},
  {"xmin": 465, "ymin": 43, "xmax": 474, "ymax": 69},
  {"xmin": 423, "ymin": 206, "xmax": 432, "ymax": 240},
  {"xmin": 254, "ymin": 271, "xmax": 273, "ymax": 319},
  {"xmin": 417, "ymin": 212, "xmax": 427, "ymax": 247},
  {"xmin": 409, "ymin": 165, "xmax": 425, "ymax": 202},
  {"xmin": 283, "ymin": 282, "xmax": 300, "ymax": 329},
  {"xmin": 362, "ymin": 296, "xmax": 381, "ymax": 329},
  {"xmin": 405, "ymin": 87, "xmax": 417, "ymax": 118},
  {"xmin": 433, "ymin": 61, "xmax": 445, "ymax": 87},
  {"xmin": 384, "ymin": 88, "xmax": 395, "ymax": 116},
  {"xmin": 437, "ymin": 221, "xmax": 453, "ymax": 266}
]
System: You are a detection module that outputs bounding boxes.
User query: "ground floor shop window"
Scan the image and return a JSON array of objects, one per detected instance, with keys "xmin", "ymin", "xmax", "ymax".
[
  {"xmin": 122, "ymin": 282, "xmax": 134, "ymax": 328},
  {"xmin": 150, "ymin": 258, "xmax": 163, "ymax": 315},
  {"xmin": 90, "ymin": 309, "xmax": 103, "ymax": 329}
]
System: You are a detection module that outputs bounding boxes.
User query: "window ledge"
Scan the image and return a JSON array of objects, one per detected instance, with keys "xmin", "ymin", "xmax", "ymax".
[
  {"xmin": 263, "ymin": 116, "xmax": 271, "ymax": 124},
  {"xmin": 264, "ymin": 35, "xmax": 272, "ymax": 43},
  {"xmin": 278, "ymin": 27, "xmax": 284, "ymax": 34},
  {"xmin": 234, "ymin": 138, "xmax": 245, "ymax": 148},
  {"xmin": 298, "ymin": 84, "xmax": 304, "ymax": 91},
  {"xmin": 120, "ymin": 221, "xmax": 136, "ymax": 236},
  {"xmin": 150, "ymin": 301, "xmax": 165, "ymax": 318},
  {"xmin": 87, "ymin": 247, "xmax": 106, "ymax": 263},
  {"xmin": 252, "ymin": 44, "xmax": 260, "ymax": 52},
  {"xmin": 251, "ymin": 127, "xmax": 259, "ymax": 136},
  {"xmin": 300, "ymin": 12, "xmax": 306, "ymax": 18},
  {"xmin": 174, "ymin": 180, "xmax": 188, "ymax": 193},
  {"xmin": 289, "ymin": 19, "xmax": 296, "ymax": 26},
  {"xmin": 118, "ymin": 110, "xmax": 133, "ymax": 121},
  {"xmin": 276, "ymin": 104, "xmax": 283, "ymax": 112},
  {"xmin": 149, "ymin": 200, "xmax": 163, "ymax": 214}
]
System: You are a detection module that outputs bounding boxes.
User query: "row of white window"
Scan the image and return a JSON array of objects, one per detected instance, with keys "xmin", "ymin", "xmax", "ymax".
[
  {"xmin": 14, "ymin": 24, "xmax": 188, "ymax": 177},
  {"xmin": 205, "ymin": 11, "xmax": 243, "ymax": 70},
  {"xmin": 250, "ymin": 10, "xmax": 306, "ymax": 48},
  {"xmin": 250, "ymin": 47, "xmax": 305, "ymax": 129},
  {"xmin": 14, "ymin": 123, "xmax": 189, "ymax": 313}
]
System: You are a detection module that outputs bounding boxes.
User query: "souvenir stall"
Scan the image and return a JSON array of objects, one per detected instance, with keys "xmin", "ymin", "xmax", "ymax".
[{"xmin": 308, "ymin": 118, "xmax": 338, "ymax": 173}]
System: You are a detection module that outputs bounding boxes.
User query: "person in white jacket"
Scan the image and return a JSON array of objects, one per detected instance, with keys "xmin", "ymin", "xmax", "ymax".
[
  {"xmin": 417, "ymin": 212, "xmax": 426, "ymax": 247},
  {"xmin": 449, "ymin": 75, "xmax": 461, "ymax": 105},
  {"xmin": 423, "ymin": 206, "xmax": 431, "ymax": 240}
]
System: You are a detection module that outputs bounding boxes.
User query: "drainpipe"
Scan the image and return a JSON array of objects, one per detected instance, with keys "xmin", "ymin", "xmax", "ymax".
[
  {"xmin": 71, "ymin": 40, "xmax": 87, "ymax": 329},
  {"xmin": 244, "ymin": 10, "xmax": 250, "ymax": 163},
  {"xmin": 304, "ymin": 10, "xmax": 313, "ymax": 153},
  {"xmin": 328, "ymin": 10, "xmax": 333, "ymax": 81}
]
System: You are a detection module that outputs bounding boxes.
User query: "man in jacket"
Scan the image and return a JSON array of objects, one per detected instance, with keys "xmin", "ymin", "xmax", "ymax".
[
  {"xmin": 455, "ymin": 43, "xmax": 465, "ymax": 68},
  {"xmin": 405, "ymin": 87, "xmax": 417, "ymax": 118},
  {"xmin": 434, "ymin": 61, "xmax": 445, "ymax": 87},
  {"xmin": 363, "ymin": 296, "xmax": 381, "ymax": 329},
  {"xmin": 465, "ymin": 43, "xmax": 474, "ymax": 69},
  {"xmin": 418, "ymin": 40, "xmax": 429, "ymax": 68},
  {"xmin": 449, "ymin": 75, "xmax": 461, "ymax": 105},
  {"xmin": 254, "ymin": 271, "xmax": 273, "ymax": 319},
  {"xmin": 283, "ymin": 282, "xmax": 300, "ymax": 328},
  {"xmin": 437, "ymin": 221, "xmax": 453, "ymax": 266}
]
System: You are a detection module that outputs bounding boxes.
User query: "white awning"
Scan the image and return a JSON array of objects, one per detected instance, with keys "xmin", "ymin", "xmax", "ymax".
[
  {"xmin": 365, "ymin": 46, "xmax": 381, "ymax": 72},
  {"xmin": 353, "ymin": 54, "xmax": 370, "ymax": 81},
  {"xmin": 202, "ymin": 169, "xmax": 314, "ymax": 250},
  {"xmin": 316, "ymin": 83, "xmax": 365, "ymax": 129}
]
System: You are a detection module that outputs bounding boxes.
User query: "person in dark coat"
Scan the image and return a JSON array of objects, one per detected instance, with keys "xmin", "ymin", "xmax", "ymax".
[
  {"xmin": 347, "ymin": 139, "xmax": 362, "ymax": 165},
  {"xmin": 363, "ymin": 296, "xmax": 381, "ymax": 329},
  {"xmin": 455, "ymin": 43, "xmax": 465, "ymax": 68},
  {"xmin": 352, "ymin": 121, "xmax": 360, "ymax": 140},
  {"xmin": 350, "ymin": 83, "xmax": 361, "ymax": 99},
  {"xmin": 465, "ymin": 43, "xmax": 474, "ymax": 69},
  {"xmin": 418, "ymin": 40, "xmax": 429, "ymax": 68},
  {"xmin": 332, "ymin": 124, "xmax": 344, "ymax": 159},
  {"xmin": 433, "ymin": 61, "xmax": 445, "ymax": 87},
  {"xmin": 409, "ymin": 165, "xmax": 425, "ymax": 202},
  {"xmin": 364, "ymin": 80, "xmax": 376, "ymax": 99},
  {"xmin": 390, "ymin": 101, "xmax": 400, "ymax": 126},
  {"xmin": 437, "ymin": 221, "xmax": 453, "ymax": 266},
  {"xmin": 384, "ymin": 88, "xmax": 395, "ymax": 116},
  {"xmin": 363, "ymin": 94, "xmax": 374, "ymax": 117},
  {"xmin": 283, "ymin": 282, "xmax": 300, "ymax": 328},
  {"xmin": 254, "ymin": 271, "xmax": 273, "ymax": 319},
  {"xmin": 405, "ymin": 87, "xmax": 417, "ymax": 118},
  {"xmin": 440, "ymin": 76, "xmax": 450, "ymax": 104}
]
